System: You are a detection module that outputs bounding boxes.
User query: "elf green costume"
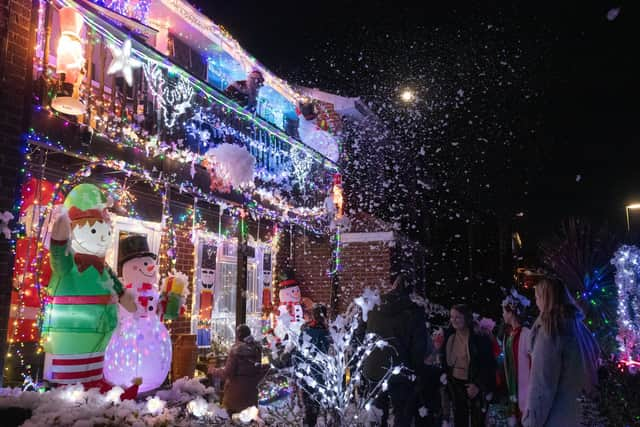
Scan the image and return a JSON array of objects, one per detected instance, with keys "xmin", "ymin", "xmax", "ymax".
[{"xmin": 42, "ymin": 184, "xmax": 133, "ymax": 389}]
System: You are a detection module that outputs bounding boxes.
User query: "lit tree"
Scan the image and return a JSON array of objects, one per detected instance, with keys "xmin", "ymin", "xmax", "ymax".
[{"xmin": 283, "ymin": 290, "xmax": 411, "ymax": 426}]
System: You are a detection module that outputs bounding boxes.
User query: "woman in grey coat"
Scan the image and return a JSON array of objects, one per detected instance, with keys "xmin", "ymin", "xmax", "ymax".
[{"xmin": 522, "ymin": 278, "xmax": 599, "ymax": 427}]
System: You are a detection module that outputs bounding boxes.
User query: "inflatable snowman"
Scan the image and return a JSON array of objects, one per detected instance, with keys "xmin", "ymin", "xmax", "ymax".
[
  {"xmin": 104, "ymin": 235, "xmax": 183, "ymax": 393},
  {"xmin": 42, "ymin": 183, "xmax": 137, "ymax": 390}
]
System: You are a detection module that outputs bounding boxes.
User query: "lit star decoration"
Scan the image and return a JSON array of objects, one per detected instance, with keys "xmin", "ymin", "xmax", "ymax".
[
  {"xmin": 107, "ymin": 39, "xmax": 142, "ymax": 86},
  {"xmin": 611, "ymin": 245, "xmax": 640, "ymax": 369}
]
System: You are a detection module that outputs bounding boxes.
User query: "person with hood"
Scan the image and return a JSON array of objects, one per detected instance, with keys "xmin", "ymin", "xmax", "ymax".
[
  {"xmin": 442, "ymin": 304, "xmax": 496, "ymax": 427},
  {"xmin": 208, "ymin": 324, "xmax": 269, "ymax": 414},
  {"xmin": 363, "ymin": 273, "xmax": 430, "ymax": 426},
  {"xmin": 501, "ymin": 289, "xmax": 532, "ymax": 425},
  {"xmin": 299, "ymin": 303, "xmax": 330, "ymax": 426},
  {"xmin": 522, "ymin": 278, "xmax": 599, "ymax": 427}
]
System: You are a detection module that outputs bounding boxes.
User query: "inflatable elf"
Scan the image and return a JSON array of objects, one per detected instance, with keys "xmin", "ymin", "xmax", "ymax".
[{"xmin": 42, "ymin": 184, "xmax": 137, "ymax": 390}]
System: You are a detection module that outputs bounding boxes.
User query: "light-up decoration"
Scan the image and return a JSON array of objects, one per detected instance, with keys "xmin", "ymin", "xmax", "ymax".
[
  {"xmin": 41, "ymin": 183, "xmax": 131, "ymax": 388},
  {"xmin": 233, "ymin": 406, "xmax": 260, "ymax": 424},
  {"xmin": 289, "ymin": 290, "xmax": 408, "ymax": 424},
  {"xmin": 327, "ymin": 174, "xmax": 344, "ymax": 276},
  {"xmin": 290, "ymin": 146, "xmax": 313, "ymax": 187},
  {"xmin": 107, "ymin": 38, "xmax": 142, "ymax": 87},
  {"xmin": 331, "ymin": 173, "xmax": 344, "ymax": 219},
  {"xmin": 144, "ymin": 63, "xmax": 194, "ymax": 128},
  {"xmin": 611, "ymin": 245, "xmax": 640, "ymax": 369},
  {"xmin": 51, "ymin": 7, "xmax": 86, "ymax": 115},
  {"xmin": 104, "ymin": 235, "xmax": 174, "ymax": 393},
  {"xmin": 90, "ymin": 0, "xmax": 152, "ymax": 23},
  {"xmin": 146, "ymin": 396, "xmax": 166, "ymax": 414}
]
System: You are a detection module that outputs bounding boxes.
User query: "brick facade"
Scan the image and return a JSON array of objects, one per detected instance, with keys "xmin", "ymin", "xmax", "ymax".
[
  {"xmin": 335, "ymin": 240, "xmax": 393, "ymax": 312},
  {"xmin": 0, "ymin": 0, "xmax": 36, "ymax": 385},
  {"xmin": 164, "ymin": 227, "xmax": 195, "ymax": 336},
  {"xmin": 289, "ymin": 216, "xmax": 399, "ymax": 315}
]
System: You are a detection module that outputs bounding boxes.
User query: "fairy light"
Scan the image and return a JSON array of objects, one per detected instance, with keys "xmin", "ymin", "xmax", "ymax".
[
  {"xmin": 287, "ymin": 293, "xmax": 408, "ymax": 424},
  {"xmin": 612, "ymin": 245, "xmax": 640, "ymax": 369}
]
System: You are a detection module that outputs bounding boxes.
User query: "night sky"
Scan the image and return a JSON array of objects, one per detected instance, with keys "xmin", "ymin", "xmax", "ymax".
[{"xmin": 193, "ymin": 0, "xmax": 640, "ymax": 252}]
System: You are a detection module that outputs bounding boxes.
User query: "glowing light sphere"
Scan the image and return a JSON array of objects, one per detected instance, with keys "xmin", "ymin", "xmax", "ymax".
[{"xmin": 400, "ymin": 89, "xmax": 415, "ymax": 103}]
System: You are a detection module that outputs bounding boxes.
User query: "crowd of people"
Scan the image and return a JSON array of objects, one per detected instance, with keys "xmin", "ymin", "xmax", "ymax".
[
  {"xmin": 361, "ymin": 274, "xmax": 600, "ymax": 427},
  {"xmin": 207, "ymin": 273, "xmax": 600, "ymax": 427}
]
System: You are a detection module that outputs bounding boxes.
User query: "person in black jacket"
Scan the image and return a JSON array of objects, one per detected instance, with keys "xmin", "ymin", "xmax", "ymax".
[
  {"xmin": 363, "ymin": 274, "xmax": 430, "ymax": 426},
  {"xmin": 441, "ymin": 304, "xmax": 496, "ymax": 427}
]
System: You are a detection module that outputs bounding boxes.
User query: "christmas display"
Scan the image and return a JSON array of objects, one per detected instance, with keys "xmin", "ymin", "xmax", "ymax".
[
  {"xmin": 274, "ymin": 276, "xmax": 305, "ymax": 339},
  {"xmin": 611, "ymin": 245, "xmax": 640, "ymax": 370},
  {"xmin": 104, "ymin": 235, "xmax": 184, "ymax": 393},
  {"xmin": 288, "ymin": 290, "xmax": 410, "ymax": 425},
  {"xmin": 41, "ymin": 183, "xmax": 137, "ymax": 389}
]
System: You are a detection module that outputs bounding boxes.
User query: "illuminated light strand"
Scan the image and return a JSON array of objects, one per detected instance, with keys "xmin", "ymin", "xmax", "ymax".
[
  {"xmin": 285, "ymin": 296, "xmax": 409, "ymax": 423},
  {"xmin": 26, "ymin": 130, "xmax": 327, "ymax": 233},
  {"xmin": 89, "ymin": 0, "xmax": 152, "ymax": 23},
  {"xmin": 611, "ymin": 245, "xmax": 640, "ymax": 369},
  {"xmin": 58, "ymin": 0, "xmax": 337, "ymax": 170}
]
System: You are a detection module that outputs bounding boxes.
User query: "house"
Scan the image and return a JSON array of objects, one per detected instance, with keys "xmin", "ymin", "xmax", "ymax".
[{"xmin": 0, "ymin": 0, "xmax": 389, "ymax": 386}]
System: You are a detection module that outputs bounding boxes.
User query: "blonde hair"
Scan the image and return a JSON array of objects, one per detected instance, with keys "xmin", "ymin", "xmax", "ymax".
[{"xmin": 536, "ymin": 277, "xmax": 581, "ymax": 337}]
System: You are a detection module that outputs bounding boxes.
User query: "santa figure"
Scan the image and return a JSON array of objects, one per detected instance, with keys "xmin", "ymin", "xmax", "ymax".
[
  {"xmin": 104, "ymin": 235, "xmax": 183, "ymax": 393},
  {"xmin": 42, "ymin": 183, "xmax": 137, "ymax": 391}
]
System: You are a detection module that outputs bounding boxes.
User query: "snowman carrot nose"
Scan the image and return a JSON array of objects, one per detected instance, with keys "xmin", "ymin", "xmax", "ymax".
[{"xmin": 146, "ymin": 265, "xmax": 155, "ymax": 272}]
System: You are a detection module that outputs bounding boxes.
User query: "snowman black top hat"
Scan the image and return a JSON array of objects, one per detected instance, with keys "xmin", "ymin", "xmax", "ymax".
[{"xmin": 118, "ymin": 234, "xmax": 157, "ymax": 268}]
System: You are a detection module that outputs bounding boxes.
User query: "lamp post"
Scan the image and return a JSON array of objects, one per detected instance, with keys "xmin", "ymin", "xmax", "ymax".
[{"xmin": 625, "ymin": 203, "xmax": 640, "ymax": 232}]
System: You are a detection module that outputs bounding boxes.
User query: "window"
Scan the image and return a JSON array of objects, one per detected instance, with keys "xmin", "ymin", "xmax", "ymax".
[{"xmin": 192, "ymin": 232, "xmax": 265, "ymax": 348}]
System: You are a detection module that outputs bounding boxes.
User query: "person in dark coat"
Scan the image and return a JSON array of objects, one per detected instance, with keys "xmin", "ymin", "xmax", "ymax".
[
  {"xmin": 299, "ymin": 303, "xmax": 330, "ymax": 426},
  {"xmin": 441, "ymin": 304, "xmax": 496, "ymax": 427},
  {"xmin": 224, "ymin": 69, "xmax": 264, "ymax": 111},
  {"xmin": 363, "ymin": 274, "xmax": 430, "ymax": 426},
  {"xmin": 208, "ymin": 324, "xmax": 269, "ymax": 414}
]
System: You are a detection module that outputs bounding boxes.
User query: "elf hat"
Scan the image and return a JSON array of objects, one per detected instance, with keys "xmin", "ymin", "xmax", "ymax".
[{"xmin": 63, "ymin": 183, "xmax": 108, "ymax": 222}]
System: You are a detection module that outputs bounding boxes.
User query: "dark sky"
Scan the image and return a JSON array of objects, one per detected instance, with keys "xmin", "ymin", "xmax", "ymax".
[{"xmin": 193, "ymin": 0, "xmax": 640, "ymax": 243}]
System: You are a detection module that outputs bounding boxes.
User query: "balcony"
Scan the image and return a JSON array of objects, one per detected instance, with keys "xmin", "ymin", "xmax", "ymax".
[{"xmin": 30, "ymin": 0, "xmax": 338, "ymax": 229}]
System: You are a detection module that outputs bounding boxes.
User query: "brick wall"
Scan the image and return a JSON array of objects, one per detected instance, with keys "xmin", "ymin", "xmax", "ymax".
[
  {"xmin": 164, "ymin": 227, "xmax": 195, "ymax": 336},
  {"xmin": 336, "ymin": 241, "xmax": 393, "ymax": 312},
  {"xmin": 290, "ymin": 230, "xmax": 394, "ymax": 314},
  {"xmin": 0, "ymin": 0, "xmax": 36, "ymax": 385},
  {"xmin": 292, "ymin": 233, "xmax": 332, "ymax": 306}
]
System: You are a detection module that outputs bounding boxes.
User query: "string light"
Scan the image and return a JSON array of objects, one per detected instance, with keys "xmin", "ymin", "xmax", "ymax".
[
  {"xmin": 287, "ymin": 296, "xmax": 408, "ymax": 424},
  {"xmin": 611, "ymin": 245, "xmax": 640, "ymax": 369}
]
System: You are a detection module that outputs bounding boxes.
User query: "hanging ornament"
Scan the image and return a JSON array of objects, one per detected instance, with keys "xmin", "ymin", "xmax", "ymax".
[{"xmin": 107, "ymin": 39, "xmax": 142, "ymax": 86}]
